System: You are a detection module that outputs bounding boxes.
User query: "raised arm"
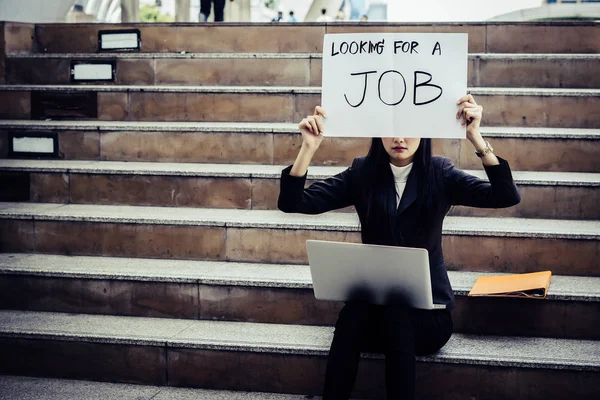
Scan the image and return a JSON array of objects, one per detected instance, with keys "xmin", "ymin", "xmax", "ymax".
[
  {"xmin": 278, "ymin": 106, "xmax": 355, "ymax": 214},
  {"xmin": 289, "ymin": 105, "xmax": 327, "ymax": 178},
  {"xmin": 443, "ymin": 157, "xmax": 520, "ymax": 208},
  {"xmin": 445, "ymin": 95, "xmax": 521, "ymax": 207}
]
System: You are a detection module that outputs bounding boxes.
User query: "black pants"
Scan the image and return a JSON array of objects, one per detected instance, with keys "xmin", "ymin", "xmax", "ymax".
[
  {"xmin": 323, "ymin": 303, "xmax": 453, "ymax": 400},
  {"xmin": 200, "ymin": 0, "xmax": 226, "ymax": 22}
]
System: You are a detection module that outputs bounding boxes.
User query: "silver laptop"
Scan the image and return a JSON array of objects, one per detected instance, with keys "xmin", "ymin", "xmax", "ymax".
[{"xmin": 306, "ymin": 240, "xmax": 446, "ymax": 310}]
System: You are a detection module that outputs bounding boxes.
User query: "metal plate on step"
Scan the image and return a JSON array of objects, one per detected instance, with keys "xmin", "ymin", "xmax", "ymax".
[
  {"xmin": 70, "ymin": 60, "xmax": 116, "ymax": 82},
  {"xmin": 8, "ymin": 131, "xmax": 59, "ymax": 159},
  {"xmin": 98, "ymin": 29, "xmax": 141, "ymax": 52}
]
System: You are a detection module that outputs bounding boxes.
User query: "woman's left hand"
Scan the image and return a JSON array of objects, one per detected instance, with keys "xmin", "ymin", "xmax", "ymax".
[{"xmin": 456, "ymin": 94, "xmax": 483, "ymax": 143}]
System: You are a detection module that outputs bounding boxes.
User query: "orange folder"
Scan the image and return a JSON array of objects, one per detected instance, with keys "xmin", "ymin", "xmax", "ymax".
[{"xmin": 468, "ymin": 271, "xmax": 552, "ymax": 299}]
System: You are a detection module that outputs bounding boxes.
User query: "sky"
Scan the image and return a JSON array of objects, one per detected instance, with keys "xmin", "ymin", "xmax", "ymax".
[{"xmin": 387, "ymin": 0, "xmax": 544, "ymax": 22}]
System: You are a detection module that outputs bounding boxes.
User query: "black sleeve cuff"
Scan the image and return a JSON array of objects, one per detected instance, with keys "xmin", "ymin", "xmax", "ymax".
[
  {"xmin": 278, "ymin": 165, "xmax": 308, "ymax": 212},
  {"xmin": 483, "ymin": 156, "xmax": 513, "ymax": 182}
]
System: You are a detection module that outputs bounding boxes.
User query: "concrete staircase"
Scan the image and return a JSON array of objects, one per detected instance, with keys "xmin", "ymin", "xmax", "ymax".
[{"xmin": 0, "ymin": 21, "xmax": 599, "ymax": 399}]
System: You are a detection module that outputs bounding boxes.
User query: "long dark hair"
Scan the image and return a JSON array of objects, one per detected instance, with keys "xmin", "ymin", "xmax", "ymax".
[{"xmin": 361, "ymin": 138, "xmax": 440, "ymax": 246}]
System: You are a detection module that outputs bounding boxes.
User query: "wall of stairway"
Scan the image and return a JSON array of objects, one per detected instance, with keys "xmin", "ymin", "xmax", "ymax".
[{"xmin": 0, "ymin": 21, "xmax": 598, "ymax": 399}]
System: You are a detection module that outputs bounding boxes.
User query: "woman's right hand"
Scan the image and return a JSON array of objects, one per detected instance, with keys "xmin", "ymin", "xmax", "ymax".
[{"xmin": 298, "ymin": 106, "xmax": 327, "ymax": 152}]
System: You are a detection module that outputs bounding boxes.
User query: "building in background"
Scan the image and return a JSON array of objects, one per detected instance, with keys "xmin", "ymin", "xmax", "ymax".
[
  {"xmin": 367, "ymin": 1, "xmax": 387, "ymax": 20},
  {"xmin": 0, "ymin": 0, "xmax": 81, "ymax": 23},
  {"xmin": 490, "ymin": 0, "xmax": 600, "ymax": 21},
  {"xmin": 387, "ymin": 0, "xmax": 599, "ymax": 22}
]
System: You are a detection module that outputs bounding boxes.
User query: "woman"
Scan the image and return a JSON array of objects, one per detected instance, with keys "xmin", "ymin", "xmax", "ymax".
[{"xmin": 278, "ymin": 95, "xmax": 521, "ymax": 399}]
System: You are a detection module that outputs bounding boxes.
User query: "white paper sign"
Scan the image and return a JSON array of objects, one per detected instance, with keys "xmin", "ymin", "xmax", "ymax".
[{"xmin": 322, "ymin": 33, "xmax": 468, "ymax": 138}]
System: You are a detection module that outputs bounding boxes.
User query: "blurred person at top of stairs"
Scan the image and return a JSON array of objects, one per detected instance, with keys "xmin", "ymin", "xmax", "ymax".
[
  {"xmin": 317, "ymin": 8, "xmax": 334, "ymax": 22},
  {"xmin": 199, "ymin": 0, "xmax": 234, "ymax": 22}
]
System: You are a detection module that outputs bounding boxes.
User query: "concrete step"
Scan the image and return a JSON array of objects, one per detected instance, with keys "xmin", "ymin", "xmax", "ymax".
[
  {"xmin": 1, "ymin": 85, "xmax": 599, "ymax": 128},
  {"xmin": 0, "ymin": 160, "xmax": 598, "ymax": 220},
  {"xmin": 0, "ymin": 375, "xmax": 322, "ymax": 400},
  {"xmin": 4, "ymin": 53, "xmax": 322, "ymax": 87},
  {"xmin": 0, "ymin": 203, "xmax": 598, "ymax": 276},
  {"xmin": 14, "ymin": 22, "xmax": 600, "ymax": 54},
  {"xmin": 0, "ymin": 253, "xmax": 598, "ymax": 339},
  {"xmin": 0, "ymin": 310, "xmax": 598, "ymax": 399},
  {"xmin": 1, "ymin": 121, "xmax": 598, "ymax": 173},
  {"xmin": 5, "ymin": 52, "xmax": 600, "ymax": 88}
]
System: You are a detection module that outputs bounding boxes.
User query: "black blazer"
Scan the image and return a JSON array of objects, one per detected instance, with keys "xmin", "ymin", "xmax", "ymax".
[{"xmin": 278, "ymin": 156, "xmax": 521, "ymax": 310}]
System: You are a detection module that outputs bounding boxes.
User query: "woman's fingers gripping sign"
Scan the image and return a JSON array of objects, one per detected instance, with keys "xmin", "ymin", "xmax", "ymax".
[
  {"xmin": 456, "ymin": 94, "xmax": 483, "ymax": 127},
  {"xmin": 299, "ymin": 106, "xmax": 327, "ymax": 136}
]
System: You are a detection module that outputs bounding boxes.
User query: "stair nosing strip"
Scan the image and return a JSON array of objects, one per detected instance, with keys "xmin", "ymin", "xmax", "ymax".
[
  {"xmin": 0, "ymin": 121, "xmax": 598, "ymax": 138},
  {"xmin": 0, "ymin": 160, "xmax": 598, "ymax": 187},
  {"xmin": 1, "ymin": 84, "xmax": 598, "ymax": 96},
  {"xmin": 6, "ymin": 52, "xmax": 322, "ymax": 59},
  {"xmin": 0, "ymin": 330, "xmax": 166, "ymax": 347},
  {"xmin": 0, "ymin": 205, "xmax": 597, "ymax": 240},
  {"xmin": 7, "ymin": 52, "xmax": 600, "ymax": 60},
  {"xmin": 0, "ymin": 375, "xmax": 315, "ymax": 399},
  {"xmin": 0, "ymin": 262, "xmax": 597, "ymax": 302},
  {"xmin": 0, "ymin": 120, "xmax": 298, "ymax": 133}
]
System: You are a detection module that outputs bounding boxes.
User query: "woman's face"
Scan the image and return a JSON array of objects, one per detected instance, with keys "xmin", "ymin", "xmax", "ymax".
[{"xmin": 381, "ymin": 137, "xmax": 421, "ymax": 167}]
